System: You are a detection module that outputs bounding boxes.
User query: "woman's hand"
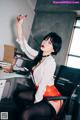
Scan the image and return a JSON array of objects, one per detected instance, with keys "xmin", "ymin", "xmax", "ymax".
[
  {"xmin": 16, "ymin": 15, "xmax": 27, "ymax": 26},
  {"xmin": 3, "ymin": 65, "xmax": 13, "ymax": 73}
]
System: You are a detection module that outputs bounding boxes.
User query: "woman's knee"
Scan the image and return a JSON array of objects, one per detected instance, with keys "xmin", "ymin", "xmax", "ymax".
[{"xmin": 22, "ymin": 110, "xmax": 30, "ymax": 120}]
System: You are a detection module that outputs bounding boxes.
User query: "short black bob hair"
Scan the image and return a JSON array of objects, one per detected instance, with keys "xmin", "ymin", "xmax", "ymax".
[
  {"xmin": 43, "ymin": 32, "xmax": 62, "ymax": 55},
  {"xmin": 30, "ymin": 32, "xmax": 62, "ymax": 69}
]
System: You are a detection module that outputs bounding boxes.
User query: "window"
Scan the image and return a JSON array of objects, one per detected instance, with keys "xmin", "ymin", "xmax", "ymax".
[{"xmin": 67, "ymin": 18, "xmax": 80, "ymax": 69}]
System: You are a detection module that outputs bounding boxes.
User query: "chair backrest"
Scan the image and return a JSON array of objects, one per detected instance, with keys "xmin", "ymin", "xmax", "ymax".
[
  {"xmin": 3, "ymin": 44, "xmax": 16, "ymax": 63},
  {"xmin": 55, "ymin": 65, "xmax": 80, "ymax": 96},
  {"xmin": 14, "ymin": 51, "xmax": 33, "ymax": 69}
]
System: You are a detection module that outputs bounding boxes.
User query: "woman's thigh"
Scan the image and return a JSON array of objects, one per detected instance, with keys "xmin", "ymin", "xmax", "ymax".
[
  {"xmin": 22, "ymin": 100, "xmax": 56, "ymax": 120},
  {"xmin": 18, "ymin": 89, "xmax": 35, "ymax": 100}
]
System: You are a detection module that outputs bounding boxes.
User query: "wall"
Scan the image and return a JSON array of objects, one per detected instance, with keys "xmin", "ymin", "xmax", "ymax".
[{"xmin": 0, "ymin": 0, "xmax": 37, "ymax": 60}]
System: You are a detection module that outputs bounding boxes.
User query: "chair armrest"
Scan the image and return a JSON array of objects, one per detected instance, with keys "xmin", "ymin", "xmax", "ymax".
[
  {"xmin": 15, "ymin": 51, "xmax": 27, "ymax": 58},
  {"xmin": 45, "ymin": 96, "xmax": 69, "ymax": 101},
  {"xmin": 15, "ymin": 51, "xmax": 31, "ymax": 61},
  {"xmin": 45, "ymin": 96, "xmax": 70, "ymax": 119}
]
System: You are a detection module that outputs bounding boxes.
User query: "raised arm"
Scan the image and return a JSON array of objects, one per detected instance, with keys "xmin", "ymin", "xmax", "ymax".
[{"xmin": 16, "ymin": 15, "xmax": 38, "ymax": 60}]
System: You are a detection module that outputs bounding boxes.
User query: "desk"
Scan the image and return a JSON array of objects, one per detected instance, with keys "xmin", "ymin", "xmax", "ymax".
[
  {"xmin": 0, "ymin": 70, "xmax": 27, "ymax": 100},
  {"xmin": 0, "ymin": 70, "xmax": 26, "ymax": 79}
]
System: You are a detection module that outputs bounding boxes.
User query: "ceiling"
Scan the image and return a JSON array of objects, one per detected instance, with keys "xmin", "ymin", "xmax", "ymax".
[{"xmin": 34, "ymin": 0, "xmax": 80, "ymax": 16}]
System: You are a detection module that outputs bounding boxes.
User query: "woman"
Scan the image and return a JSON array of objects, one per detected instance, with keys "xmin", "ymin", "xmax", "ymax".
[{"xmin": 15, "ymin": 15, "xmax": 62, "ymax": 120}]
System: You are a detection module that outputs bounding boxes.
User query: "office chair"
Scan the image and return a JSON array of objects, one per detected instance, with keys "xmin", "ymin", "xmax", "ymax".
[
  {"xmin": 67, "ymin": 84, "xmax": 80, "ymax": 120},
  {"xmin": 46, "ymin": 65, "xmax": 80, "ymax": 120},
  {"xmin": 55, "ymin": 65, "xmax": 80, "ymax": 96},
  {"xmin": 14, "ymin": 51, "xmax": 32, "ymax": 69}
]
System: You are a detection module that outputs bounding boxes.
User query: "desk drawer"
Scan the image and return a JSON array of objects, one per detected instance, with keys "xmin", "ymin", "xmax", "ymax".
[
  {"xmin": 0, "ymin": 80, "xmax": 6, "ymax": 100},
  {"xmin": 0, "ymin": 80, "xmax": 6, "ymax": 88}
]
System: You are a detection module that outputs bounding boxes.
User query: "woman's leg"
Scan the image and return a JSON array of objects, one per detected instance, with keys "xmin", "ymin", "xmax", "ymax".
[
  {"xmin": 13, "ymin": 88, "xmax": 36, "ymax": 111},
  {"xmin": 22, "ymin": 100, "xmax": 56, "ymax": 120},
  {"xmin": 13, "ymin": 78, "xmax": 36, "ymax": 111}
]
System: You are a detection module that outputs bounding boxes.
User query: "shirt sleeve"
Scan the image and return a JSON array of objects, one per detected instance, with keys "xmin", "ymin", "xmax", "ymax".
[
  {"xmin": 16, "ymin": 38, "xmax": 38, "ymax": 60},
  {"xmin": 35, "ymin": 59, "xmax": 56, "ymax": 103}
]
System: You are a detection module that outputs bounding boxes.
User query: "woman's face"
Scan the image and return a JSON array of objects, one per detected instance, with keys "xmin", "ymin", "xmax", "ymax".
[{"xmin": 40, "ymin": 38, "xmax": 54, "ymax": 54}]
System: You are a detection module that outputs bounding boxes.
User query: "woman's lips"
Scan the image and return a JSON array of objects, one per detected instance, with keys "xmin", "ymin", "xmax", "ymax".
[{"xmin": 41, "ymin": 45, "xmax": 44, "ymax": 48}]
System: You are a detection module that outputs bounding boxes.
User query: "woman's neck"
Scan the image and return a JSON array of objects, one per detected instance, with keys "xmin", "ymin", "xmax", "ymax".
[{"xmin": 42, "ymin": 52, "xmax": 51, "ymax": 57}]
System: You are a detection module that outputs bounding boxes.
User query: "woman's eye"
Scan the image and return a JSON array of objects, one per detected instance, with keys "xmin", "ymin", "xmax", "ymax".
[
  {"xmin": 48, "ymin": 41, "xmax": 52, "ymax": 44},
  {"xmin": 44, "ymin": 39, "xmax": 48, "ymax": 41}
]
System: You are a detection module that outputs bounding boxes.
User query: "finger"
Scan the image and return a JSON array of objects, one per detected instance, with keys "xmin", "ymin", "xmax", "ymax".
[
  {"xmin": 21, "ymin": 15, "xmax": 27, "ymax": 20},
  {"xmin": 16, "ymin": 16, "xmax": 20, "ymax": 21},
  {"xmin": 18, "ymin": 14, "xmax": 27, "ymax": 19},
  {"xmin": 19, "ymin": 14, "xmax": 22, "ymax": 16},
  {"xmin": 16, "ymin": 15, "xmax": 22, "ymax": 21},
  {"xmin": 25, "ymin": 15, "xmax": 27, "ymax": 17},
  {"xmin": 16, "ymin": 15, "xmax": 27, "ymax": 23}
]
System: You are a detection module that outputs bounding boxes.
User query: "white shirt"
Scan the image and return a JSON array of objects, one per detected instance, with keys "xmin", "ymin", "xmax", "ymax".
[{"xmin": 16, "ymin": 38, "xmax": 56, "ymax": 103}]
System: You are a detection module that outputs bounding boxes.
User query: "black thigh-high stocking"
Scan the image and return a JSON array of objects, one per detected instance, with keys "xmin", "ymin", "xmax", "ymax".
[
  {"xmin": 13, "ymin": 77, "xmax": 36, "ymax": 111},
  {"xmin": 22, "ymin": 100, "xmax": 56, "ymax": 120},
  {"xmin": 13, "ymin": 88, "xmax": 36, "ymax": 111}
]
